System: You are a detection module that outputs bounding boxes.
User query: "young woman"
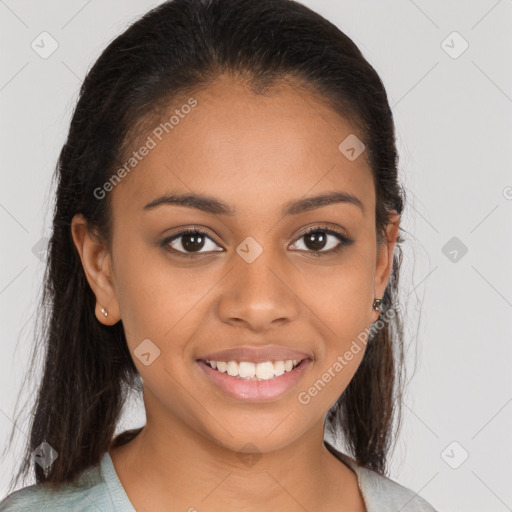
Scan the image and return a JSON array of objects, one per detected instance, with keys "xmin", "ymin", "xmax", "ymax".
[{"xmin": 0, "ymin": 0, "xmax": 438, "ymax": 510}]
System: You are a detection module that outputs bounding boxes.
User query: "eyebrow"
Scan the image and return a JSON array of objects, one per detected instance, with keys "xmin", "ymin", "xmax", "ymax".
[{"xmin": 143, "ymin": 190, "xmax": 364, "ymax": 216}]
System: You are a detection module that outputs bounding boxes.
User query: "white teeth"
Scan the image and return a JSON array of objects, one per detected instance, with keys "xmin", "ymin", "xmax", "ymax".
[
  {"xmin": 238, "ymin": 361, "xmax": 255, "ymax": 378},
  {"xmin": 273, "ymin": 360, "xmax": 285, "ymax": 376},
  {"xmin": 205, "ymin": 359, "xmax": 301, "ymax": 380},
  {"xmin": 256, "ymin": 361, "xmax": 274, "ymax": 380},
  {"xmin": 226, "ymin": 361, "xmax": 238, "ymax": 377}
]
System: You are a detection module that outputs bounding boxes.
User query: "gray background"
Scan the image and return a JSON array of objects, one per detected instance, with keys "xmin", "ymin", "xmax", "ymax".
[{"xmin": 1, "ymin": 1, "xmax": 511, "ymax": 510}]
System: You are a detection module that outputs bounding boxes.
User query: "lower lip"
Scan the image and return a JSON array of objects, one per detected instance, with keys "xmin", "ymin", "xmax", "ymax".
[{"xmin": 196, "ymin": 359, "xmax": 312, "ymax": 402}]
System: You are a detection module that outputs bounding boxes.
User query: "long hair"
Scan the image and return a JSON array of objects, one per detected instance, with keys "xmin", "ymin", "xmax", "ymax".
[{"xmin": 4, "ymin": 0, "xmax": 407, "ymax": 492}]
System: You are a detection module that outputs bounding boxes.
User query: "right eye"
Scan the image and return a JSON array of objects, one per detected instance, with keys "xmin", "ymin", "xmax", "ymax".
[{"xmin": 161, "ymin": 228, "xmax": 224, "ymax": 257}]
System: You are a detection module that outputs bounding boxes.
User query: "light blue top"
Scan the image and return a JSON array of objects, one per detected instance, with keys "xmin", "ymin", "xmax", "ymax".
[{"xmin": 0, "ymin": 441, "xmax": 438, "ymax": 511}]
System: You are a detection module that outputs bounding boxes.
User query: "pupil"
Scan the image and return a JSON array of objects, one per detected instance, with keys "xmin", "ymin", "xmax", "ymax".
[
  {"xmin": 305, "ymin": 231, "xmax": 326, "ymax": 251},
  {"xmin": 182, "ymin": 233, "xmax": 205, "ymax": 252}
]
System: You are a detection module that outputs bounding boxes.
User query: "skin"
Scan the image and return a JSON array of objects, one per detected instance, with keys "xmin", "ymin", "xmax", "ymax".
[{"xmin": 71, "ymin": 75, "xmax": 400, "ymax": 511}]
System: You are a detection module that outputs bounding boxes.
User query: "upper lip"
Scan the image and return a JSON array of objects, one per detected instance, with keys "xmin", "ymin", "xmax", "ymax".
[{"xmin": 197, "ymin": 344, "xmax": 313, "ymax": 363}]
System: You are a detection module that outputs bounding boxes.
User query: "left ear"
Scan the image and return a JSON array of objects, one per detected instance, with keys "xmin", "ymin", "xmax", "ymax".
[{"xmin": 372, "ymin": 210, "xmax": 400, "ymax": 321}]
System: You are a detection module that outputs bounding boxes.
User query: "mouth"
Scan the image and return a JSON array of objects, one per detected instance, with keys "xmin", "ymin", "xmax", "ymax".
[
  {"xmin": 201, "ymin": 358, "xmax": 305, "ymax": 381},
  {"xmin": 196, "ymin": 357, "xmax": 312, "ymax": 402}
]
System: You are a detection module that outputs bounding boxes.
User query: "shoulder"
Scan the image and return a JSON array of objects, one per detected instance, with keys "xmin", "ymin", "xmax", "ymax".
[
  {"xmin": 324, "ymin": 441, "xmax": 438, "ymax": 512},
  {"xmin": 350, "ymin": 460, "xmax": 438, "ymax": 512},
  {"xmin": 0, "ymin": 461, "xmax": 113, "ymax": 512}
]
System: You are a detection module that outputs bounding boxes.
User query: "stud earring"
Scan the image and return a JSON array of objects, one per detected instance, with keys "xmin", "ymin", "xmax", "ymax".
[
  {"xmin": 372, "ymin": 298, "xmax": 382, "ymax": 313},
  {"xmin": 101, "ymin": 307, "xmax": 108, "ymax": 317}
]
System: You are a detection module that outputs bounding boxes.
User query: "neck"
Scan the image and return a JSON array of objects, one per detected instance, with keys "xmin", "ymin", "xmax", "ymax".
[{"xmin": 108, "ymin": 419, "xmax": 361, "ymax": 511}]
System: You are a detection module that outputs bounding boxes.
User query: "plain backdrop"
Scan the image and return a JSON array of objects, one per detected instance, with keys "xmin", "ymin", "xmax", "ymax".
[{"xmin": 1, "ymin": 1, "xmax": 511, "ymax": 510}]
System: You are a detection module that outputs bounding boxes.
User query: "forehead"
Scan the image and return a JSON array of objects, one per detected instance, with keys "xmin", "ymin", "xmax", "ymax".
[{"xmin": 111, "ymin": 76, "xmax": 373, "ymax": 218}]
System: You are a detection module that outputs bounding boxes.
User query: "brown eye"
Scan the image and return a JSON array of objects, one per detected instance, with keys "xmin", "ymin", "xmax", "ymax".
[
  {"xmin": 290, "ymin": 226, "xmax": 353, "ymax": 254},
  {"xmin": 303, "ymin": 231, "xmax": 329, "ymax": 251},
  {"xmin": 162, "ymin": 228, "xmax": 223, "ymax": 256}
]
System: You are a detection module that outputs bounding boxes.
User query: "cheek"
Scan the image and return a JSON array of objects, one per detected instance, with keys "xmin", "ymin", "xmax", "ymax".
[
  {"xmin": 111, "ymin": 238, "xmax": 169, "ymax": 344},
  {"xmin": 112, "ymin": 242, "xmax": 212, "ymax": 354},
  {"xmin": 310, "ymin": 259, "xmax": 375, "ymax": 332},
  {"xmin": 303, "ymin": 252, "xmax": 374, "ymax": 395}
]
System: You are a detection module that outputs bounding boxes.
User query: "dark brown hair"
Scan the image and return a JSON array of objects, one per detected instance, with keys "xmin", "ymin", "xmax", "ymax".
[{"xmin": 4, "ymin": 0, "xmax": 407, "ymax": 493}]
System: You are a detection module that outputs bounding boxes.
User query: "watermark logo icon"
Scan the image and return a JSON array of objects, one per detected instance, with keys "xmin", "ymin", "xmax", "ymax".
[
  {"xmin": 442, "ymin": 236, "xmax": 468, "ymax": 263},
  {"xmin": 31, "ymin": 236, "xmax": 49, "ymax": 262},
  {"xmin": 237, "ymin": 442, "xmax": 262, "ymax": 467},
  {"xmin": 441, "ymin": 441, "xmax": 469, "ymax": 469},
  {"xmin": 31, "ymin": 441, "xmax": 58, "ymax": 470},
  {"xmin": 236, "ymin": 236, "xmax": 263, "ymax": 264},
  {"xmin": 134, "ymin": 338, "xmax": 161, "ymax": 366},
  {"xmin": 441, "ymin": 31, "xmax": 469, "ymax": 59},
  {"xmin": 338, "ymin": 134, "xmax": 365, "ymax": 161},
  {"xmin": 31, "ymin": 31, "xmax": 59, "ymax": 59}
]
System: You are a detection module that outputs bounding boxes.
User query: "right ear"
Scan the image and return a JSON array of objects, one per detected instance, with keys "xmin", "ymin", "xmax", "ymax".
[{"xmin": 70, "ymin": 213, "xmax": 121, "ymax": 325}]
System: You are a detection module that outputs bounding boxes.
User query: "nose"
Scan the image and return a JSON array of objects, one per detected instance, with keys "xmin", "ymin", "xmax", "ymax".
[{"xmin": 216, "ymin": 242, "xmax": 300, "ymax": 331}]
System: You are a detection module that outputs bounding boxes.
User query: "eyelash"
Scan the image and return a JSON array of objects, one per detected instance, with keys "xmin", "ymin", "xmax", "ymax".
[{"xmin": 160, "ymin": 224, "xmax": 353, "ymax": 258}]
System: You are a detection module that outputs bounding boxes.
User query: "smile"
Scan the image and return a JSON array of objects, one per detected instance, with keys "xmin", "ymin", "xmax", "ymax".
[
  {"xmin": 204, "ymin": 359, "xmax": 302, "ymax": 381},
  {"xmin": 196, "ymin": 358, "xmax": 312, "ymax": 402}
]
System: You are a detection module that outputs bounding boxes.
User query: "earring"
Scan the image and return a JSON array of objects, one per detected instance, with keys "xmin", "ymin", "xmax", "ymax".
[
  {"xmin": 101, "ymin": 307, "xmax": 108, "ymax": 317},
  {"xmin": 373, "ymin": 298, "xmax": 382, "ymax": 313}
]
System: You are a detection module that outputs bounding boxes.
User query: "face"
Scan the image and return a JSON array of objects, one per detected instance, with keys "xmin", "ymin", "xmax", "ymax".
[{"xmin": 72, "ymin": 76, "xmax": 399, "ymax": 455}]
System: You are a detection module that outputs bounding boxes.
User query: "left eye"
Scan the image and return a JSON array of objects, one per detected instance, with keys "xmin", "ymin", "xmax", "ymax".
[{"xmin": 290, "ymin": 227, "xmax": 351, "ymax": 254}]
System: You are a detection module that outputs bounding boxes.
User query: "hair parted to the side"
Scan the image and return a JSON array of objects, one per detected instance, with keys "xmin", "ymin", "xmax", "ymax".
[{"xmin": 3, "ymin": 0, "xmax": 408, "ymax": 493}]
